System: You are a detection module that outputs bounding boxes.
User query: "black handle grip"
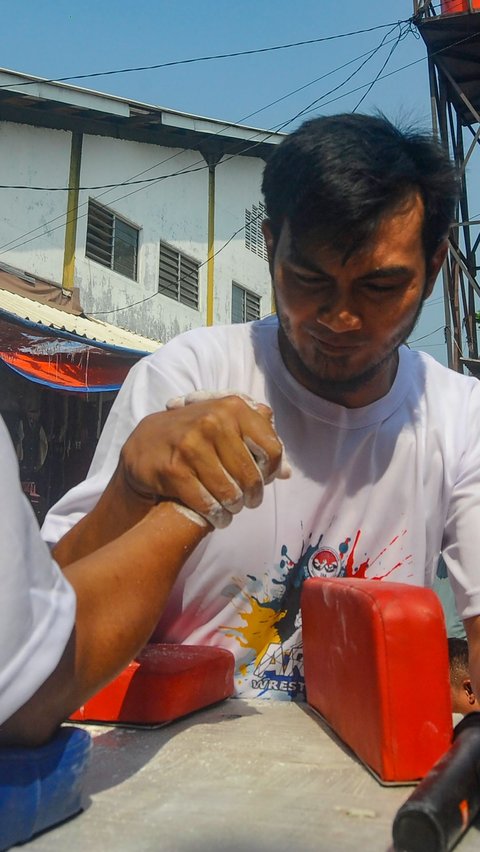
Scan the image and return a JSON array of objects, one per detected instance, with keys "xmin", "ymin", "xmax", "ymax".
[{"xmin": 392, "ymin": 713, "xmax": 480, "ymax": 852}]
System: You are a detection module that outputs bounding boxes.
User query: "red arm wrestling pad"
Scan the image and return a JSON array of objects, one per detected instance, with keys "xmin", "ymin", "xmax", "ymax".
[
  {"xmin": 301, "ymin": 578, "xmax": 453, "ymax": 784},
  {"xmin": 70, "ymin": 644, "xmax": 235, "ymax": 726}
]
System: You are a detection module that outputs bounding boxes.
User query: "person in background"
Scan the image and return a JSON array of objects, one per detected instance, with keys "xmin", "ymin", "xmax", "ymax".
[{"xmin": 448, "ymin": 638, "xmax": 480, "ymax": 715}]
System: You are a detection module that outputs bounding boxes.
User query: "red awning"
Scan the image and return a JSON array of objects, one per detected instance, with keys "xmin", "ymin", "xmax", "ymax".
[{"xmin": 0, "ymin": 314, "xmax": 146, "ymax": 392}]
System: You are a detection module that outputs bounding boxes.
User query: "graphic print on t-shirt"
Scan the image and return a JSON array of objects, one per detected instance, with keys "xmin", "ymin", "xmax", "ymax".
[{"xmin": 221, "ymin": 528, "xmax": 411, "ymax": 699}]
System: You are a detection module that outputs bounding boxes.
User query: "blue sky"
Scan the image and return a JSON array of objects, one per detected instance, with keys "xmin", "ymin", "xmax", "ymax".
[{"xmin": 3, "ymin": 0, "xmax": 448, "ymax": 361}]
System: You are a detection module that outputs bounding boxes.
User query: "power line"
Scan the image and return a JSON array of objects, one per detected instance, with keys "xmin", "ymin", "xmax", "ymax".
[
  {"xmin": 0, "ymin": 163, "xmax": 211, "ymax": 192},
  {"xmin": 6, "ymin": 13, "xmax": 470, "ymax": 197},
  {"xmin": 0, "ymin": 18, "xmax": 456, "ymax": 320},
  {"xmin": 352, "ymin": 22, "xmax": 410, "ymax": 112},
  {"xmin": 0, "ymin": 20, "xmax": 434, "ymax": 319},
  {"xmin": 409, "ymin": 325, "xmax": 445, "ymax": 343},
  {"xmin": 0, "ymin": 32, "xmax": 406, "ymax": 193},
  {"xmin": 422, "ymin": 296, "xmax": 445, "ymax": 308},
  {"xmin": 84, "ymin": 27, "xmax": 408, "ymax": 317},
  {"xmin": 0, "ymin": 34, "xmax": 406, "ymax": 194},
  {"xmin": 237, "ymin": 34, "xmax": 405, "ymax": 125},
  {"xmin": 0, "ymin": 24, "xmax": 403, "ymax": 259},
  {"xmin": 298, "ymin": 27, "xmax": 480, "ymax": 118},
  {"xmin": 9, "ymin": 17, "xmax": 469, "ymax": 198},
  {"xmin": 263, "ymin": 23, "xmax": 403, "ymax": 134},
  {"xmin": 0, "ymin": 22, "xmax": 408, "ymax": 91}
]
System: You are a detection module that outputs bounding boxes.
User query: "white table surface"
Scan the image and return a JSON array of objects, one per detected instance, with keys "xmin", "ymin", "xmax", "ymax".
[{"xmin": 23, "ymin": 699, "xmax": 480, "ymax": 852}]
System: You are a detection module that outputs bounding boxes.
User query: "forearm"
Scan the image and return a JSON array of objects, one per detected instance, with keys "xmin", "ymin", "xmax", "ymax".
[
  {"xmin": 0, "ymin": 502, "xmax": 209, "ymax": 746},
  {"xmin": 52, "ymin": 462, "xmax": 155, "ymax": 567}
]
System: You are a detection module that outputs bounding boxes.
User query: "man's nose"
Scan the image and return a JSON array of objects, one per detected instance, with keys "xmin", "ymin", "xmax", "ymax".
[{"xmin": 316, "ymin": 299, "xmax": 362, "ymax": 333}]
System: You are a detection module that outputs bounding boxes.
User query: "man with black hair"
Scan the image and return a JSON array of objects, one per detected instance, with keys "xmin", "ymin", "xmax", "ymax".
[
  {"xmin": 43, "ymin": 113, "xmax": 480, "ymax": 705},
  {"xmin": 448, "ymin": 638, "xmax": 480, "ymax": 715}
]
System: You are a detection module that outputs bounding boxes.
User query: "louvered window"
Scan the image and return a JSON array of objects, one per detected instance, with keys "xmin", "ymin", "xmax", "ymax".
[
  {"xmin": 158, "ymin": 241, "xmax": 199, "ymax": 309},
  {"xmin": 245, "ymin": 201, "xmax": 269, "ymax": 261},
  {"xmin": 86, "ymin": 199, "xmax": 138, "ymax": 281},
  {"xmin": 232, "ymin": 282, "xmax": 261, "ymax": 324}
]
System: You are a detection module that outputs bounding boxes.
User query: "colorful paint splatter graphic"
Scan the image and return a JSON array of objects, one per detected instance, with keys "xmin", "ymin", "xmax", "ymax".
[{"xmin": 221, "ymin": 527, "xmax": 412, "ymax": 698}]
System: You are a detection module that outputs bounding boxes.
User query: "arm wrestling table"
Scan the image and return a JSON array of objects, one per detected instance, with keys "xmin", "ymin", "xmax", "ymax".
[{"xmin": 19, "ymin": 699, "xmax": 480, "ymax": 852}]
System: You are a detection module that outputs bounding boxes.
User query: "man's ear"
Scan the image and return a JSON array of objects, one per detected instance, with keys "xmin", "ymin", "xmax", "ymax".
[
  {"xmin": 424, "ymin": 238, "xmax": 448, "ymax": 299},
  {"xmin": 463, "ymin": 678, "xmax": 476, "ymax": 705},
  {"xmin": 262, "ymin": 219, "xmax": 276, "ymax": 278}
]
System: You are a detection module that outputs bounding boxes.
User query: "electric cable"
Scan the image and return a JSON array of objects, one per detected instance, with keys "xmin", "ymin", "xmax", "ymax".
[
  {"xmin": 298, "ymin": 27, "xmax": 480, "ymax": 118},
  {"xmin": 0, "ymin": 7, "xmax": 472, "ymax": 197},
  {"xmin": 0, "ymin": 23, "xmax": 406, "ymax": 262},
  {"xmin": 0, "ymin": 22, "xmax": 408, "ymax": 91},
  {"xmin": 352, "ymin": 22, "xmax": 410, "ymax": 112},
  {"xmin": 86, "ymin": 26, "xmax": 407, "ymax": 316},
  {"xmin": 409, "ymin": 325, "xmax": 445, "ymax": 343},
  {"xmin": 2, "ymin": 18, "xmax": 472, "ymax": 196},
  {"xmin": 0, "ymin": 18, "xmax": 466, "ymax": 319},
  {"xmin": 269, "ymin": 22, "xmax": 402, "ymax": 135},
  {"xmin": 0, "ymin": 29, "xmax": 405, "ymax": 193}
]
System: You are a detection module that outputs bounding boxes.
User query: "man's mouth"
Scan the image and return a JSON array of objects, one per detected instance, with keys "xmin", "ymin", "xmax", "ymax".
[{"xmin": 308, "ymin": 332, "xmax": 364, "ymax": 354}]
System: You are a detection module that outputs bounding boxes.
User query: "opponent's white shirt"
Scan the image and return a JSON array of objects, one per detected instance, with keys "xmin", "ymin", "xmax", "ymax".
[
  {"xmin": 42, "ymin": 317, "xmax": 480, "ymax": 700},
  {"xmin": 0, "ymin": 417, "xmax": 76, "ymax": 725}
]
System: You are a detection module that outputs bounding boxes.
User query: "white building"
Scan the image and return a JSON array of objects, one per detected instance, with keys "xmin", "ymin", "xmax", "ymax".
[{"xmin": 0, "ymin": 68, "xmax": 283, "ymax": 343}]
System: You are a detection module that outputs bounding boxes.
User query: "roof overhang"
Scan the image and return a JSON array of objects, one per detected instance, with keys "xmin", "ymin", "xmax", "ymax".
[{"xmin": 0, "ymin": 67, "xmax": 284, "ymax": 161}]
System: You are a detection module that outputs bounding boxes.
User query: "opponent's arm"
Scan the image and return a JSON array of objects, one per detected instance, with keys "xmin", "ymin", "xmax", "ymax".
[
  {"xmin": 53, "ymin": 395, "xmax": 288, "ymax": 567},
  {"xmin": 0, "ymin": 502, "xmax": 209, "ymax": 747}
]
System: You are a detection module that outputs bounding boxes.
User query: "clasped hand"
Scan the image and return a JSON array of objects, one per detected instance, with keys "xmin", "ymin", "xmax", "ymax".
[{"xmin": 119, "ymin": 392, "xmax": 291, "ymax": 528}]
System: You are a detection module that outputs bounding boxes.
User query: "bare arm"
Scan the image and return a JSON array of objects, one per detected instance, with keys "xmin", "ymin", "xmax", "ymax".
[{"xmin": 0, "ymin": 502, "xmax": 209, "ymax": 747}]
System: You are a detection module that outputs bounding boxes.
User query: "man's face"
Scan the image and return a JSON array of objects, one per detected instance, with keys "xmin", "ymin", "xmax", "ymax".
[{"xmin": 263, "ymin": 193, "xmax": 447, "ymax": 408}]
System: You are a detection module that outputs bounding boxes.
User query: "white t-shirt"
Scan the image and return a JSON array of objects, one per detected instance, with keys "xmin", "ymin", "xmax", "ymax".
[
  {"xmin": 42, "ymin": 317, "xmax": 480, "ymax": 700},
  {"xmin": 0, "ymin": 417, "xmax": 76, "ymax": 725}
]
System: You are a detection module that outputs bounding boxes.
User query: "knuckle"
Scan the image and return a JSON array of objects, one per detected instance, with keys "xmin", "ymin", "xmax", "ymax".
[
  {"xmin": 162, "ymin": 454, "xmax": 187, "ymax": 484},
  {"xmin": 239, "ymin": 461, "xmax": 263, "ymax": 490},
  {"xmin": 216, "ymin": 481, "xmax": 242, "ymax": 504},
  {"xmin": 269, "ymin": 443, "xmax": 283, "ymax": 469},
  {"xmin": 199, "ymin": 410, "xmax": 223, "ymax": 435},
  {"xmin": 220, "ymin": 395, "xmax": 245, "ymax": 415}
]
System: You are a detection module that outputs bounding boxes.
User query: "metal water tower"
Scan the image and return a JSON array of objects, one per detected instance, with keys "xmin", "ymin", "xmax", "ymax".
[{"xmin": 414, "ymin": 0, "xmax": 480, "ymax": 375}]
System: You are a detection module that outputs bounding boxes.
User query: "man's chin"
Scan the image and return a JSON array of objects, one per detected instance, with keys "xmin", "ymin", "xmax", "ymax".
[{"xmin": 300, "ymin": 351, "xmax": 397, "ymax": 395}]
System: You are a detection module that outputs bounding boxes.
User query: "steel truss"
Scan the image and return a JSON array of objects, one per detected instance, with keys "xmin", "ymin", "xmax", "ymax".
[{"xmin": 414, "ymin": 0, "xmax": 480, "ymax": 374}]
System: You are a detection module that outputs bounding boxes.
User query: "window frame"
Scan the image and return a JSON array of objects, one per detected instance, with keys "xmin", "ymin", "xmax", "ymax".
[
  {"xmin": 231, "ymin": 281, "xmax": 261, "ymax": 324},
  {"xmin": 86, "ymin": 199, "xmax": 139, "ymax": 281},
  {"xmin": 245, "ymin": 201, "xmax": 269, "ymax": 262},
  {"xmin": 158, "ymin": 240, "xmax": 200, "ymax": 310}
]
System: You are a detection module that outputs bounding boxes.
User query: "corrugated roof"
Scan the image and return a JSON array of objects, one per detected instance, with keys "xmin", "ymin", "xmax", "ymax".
[{"xmin": 0, "ymin": 288, "xmax": 161, "ymax": 354}]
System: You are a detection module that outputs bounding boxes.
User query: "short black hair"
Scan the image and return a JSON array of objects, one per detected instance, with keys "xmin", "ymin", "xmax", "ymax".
[
  {"xmin": 262, "ymin": 113, "xmax": 459, "ymax": 267},
  {"xmin": 448, "ymin": 637, "xmax": 469, "ymax": 687}
]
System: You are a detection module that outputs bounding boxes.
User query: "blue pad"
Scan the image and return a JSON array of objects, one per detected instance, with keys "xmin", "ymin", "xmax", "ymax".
[{"xmin": 0, "ymin": 726, "xmax": 91, "ymax": 851}]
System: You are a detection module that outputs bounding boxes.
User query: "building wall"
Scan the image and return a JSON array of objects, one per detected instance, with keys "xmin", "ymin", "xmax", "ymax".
[
  {"xmin": 214, "ymin": 155, "xmax": 272, "ymax": 324},
  {"xmin": 0, "ymin": 121, "xmax": 71, "ymax": 282},
  {"xmin": 74, "ymin": 133, "xmax": 210, "ymax": 343},
  {"xmin": 0, "ymin": 119, "xmax": 272, "ymax": 342}
]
